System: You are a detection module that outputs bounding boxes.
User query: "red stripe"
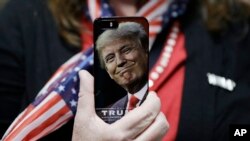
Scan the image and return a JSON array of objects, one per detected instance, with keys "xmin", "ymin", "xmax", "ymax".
[
  {"xmin": 95, "ymin": 0, "xmax": 101, "ymax": 19},
  {"xmin": 23, "ymin": 105, "xmax": 70, "ymax": 140},
  {"xmin": 81, "ymin": 17, "xmax": 93, "ymax": 51},
  {"xmin": 149, "ymin": 20, "xmax": 162, "ymax": 26},
  {"xmin": 149, "ymin": 32, "xmax": 158, "ymax": 37},
  {"xmin": 5, "ymin": 94, "xmax": 62, "ymax": 141},
  {"xmin": 86, "ymin": 0, "xmax": 92, "ymax": 19},
  {"xmin": 3, "ymin": 105, "xmax": 34, "ymax": 139},
  {"xmin": 40, "ymin": 114, "xmax": 72, "ymax": 139},
  {"xmin": 142, "ymin": 0, "xmax": 166, "ymax": 17}
]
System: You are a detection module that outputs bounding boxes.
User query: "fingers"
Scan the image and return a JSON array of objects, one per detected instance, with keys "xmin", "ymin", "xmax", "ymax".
[
  {"xmin": 111, "ymin": 91, "xmax": 161, "ymax": 139},
  {"xmin": 77, "ymin": 70, "xmax": 95, "ymax": 117},
  {"xmin": 73, "ymin": 71, "xmax": 109, "ymax": 141},
  {"xmin": 135, "ymin": 112, "xmax": 169, "ymax": 141},
  {"xmin": 73, "ymin": 89, "xmax": 166, "ymax": 141}
]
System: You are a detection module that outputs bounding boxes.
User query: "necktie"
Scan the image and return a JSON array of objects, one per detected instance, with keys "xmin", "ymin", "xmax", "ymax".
[{"xmin": 128, "ymin": 95, "xmax": 140, "ymax": 111}]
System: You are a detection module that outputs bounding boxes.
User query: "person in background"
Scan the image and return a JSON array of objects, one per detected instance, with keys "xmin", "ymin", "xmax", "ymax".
[{"xmin": 1, "ymin": 0, "xmax": 250, "ymax": 141}]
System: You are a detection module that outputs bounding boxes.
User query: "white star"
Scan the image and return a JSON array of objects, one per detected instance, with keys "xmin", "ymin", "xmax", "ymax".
[
  {"xmin": 81, "ymin": 55, "xmax": 87, "ymax": 60},
  {"xmin": 73, "ymin": 76, "xmax": 77, "ymax": 82},
  {"xmin": 71, "ymin": 88, "xmax": 76, "ymax": 94},
  {"xmin": 103, "ymin": 3, "xmax": 109, "ymax": 9},
  {"xmin": 74, "ymin": 67, "xmax": 81, "ymax": 72},
  {"xmin": 89, "ymin": 59, "xmax": 94, "ymax": 65},
  {"xmin": 171, "ymin": 11, "xmax": 178, "ymax": 18},
  {"xmin": 58, "ymin": 85, "xmax": 65, "ymax": 92},
  {"xmin": 61, "ymin": 77, "xmax": 66, "ymax": 82},
  {"xmin": 70, "ymin": 100, "xmax": 77, "ymax": 107}
]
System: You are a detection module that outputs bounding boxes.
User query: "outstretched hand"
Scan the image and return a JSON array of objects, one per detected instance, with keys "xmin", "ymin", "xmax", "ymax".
[{"xmin": 72, "ymin": 70, "xmax": 169, "ymax": 141}]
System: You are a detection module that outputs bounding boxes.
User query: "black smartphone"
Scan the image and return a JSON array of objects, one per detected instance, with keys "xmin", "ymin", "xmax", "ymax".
[{"xmin": 94, "ymin": 17, "xmax": 149, "ymax": 124}]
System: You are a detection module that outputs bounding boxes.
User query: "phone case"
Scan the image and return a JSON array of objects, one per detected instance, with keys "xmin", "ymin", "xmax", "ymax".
[{"xmin": 94, "ymin": 17, "xmax": 149, "ymax": 124}]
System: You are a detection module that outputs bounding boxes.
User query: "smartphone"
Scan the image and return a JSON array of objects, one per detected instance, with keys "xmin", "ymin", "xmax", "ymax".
[{"xmin": 94, "ymin": 17, "xmax": 149, "ymax": 124}]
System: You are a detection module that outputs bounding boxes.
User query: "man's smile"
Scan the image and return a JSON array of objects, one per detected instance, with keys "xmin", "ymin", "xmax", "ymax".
[{"xmin": 116, "ymin": 63, "xmax": 135, "ymax": 76}]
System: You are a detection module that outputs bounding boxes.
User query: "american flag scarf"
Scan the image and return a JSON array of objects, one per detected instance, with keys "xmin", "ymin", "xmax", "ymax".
[{"xmin": 2, "ymin": 0, "xmax": 188, "ymax": 140}]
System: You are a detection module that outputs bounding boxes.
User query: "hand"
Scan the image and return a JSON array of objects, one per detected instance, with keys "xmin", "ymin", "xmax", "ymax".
[{"xmin": 72, "ymin": 70, "xmax": 169, "ymax": 141}]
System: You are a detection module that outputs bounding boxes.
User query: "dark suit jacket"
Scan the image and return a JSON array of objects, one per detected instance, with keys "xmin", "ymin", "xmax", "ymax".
[
  {"xmin": 106, "ymin": 90, "xmax": 148, "ymax": 124},
  {"xmin": 174, "ymin": 2, "xmax": 250, "ymax": 141},
  {"xmin": 106, "ymin": 95, "xmax": 128, "ymax": 124}
]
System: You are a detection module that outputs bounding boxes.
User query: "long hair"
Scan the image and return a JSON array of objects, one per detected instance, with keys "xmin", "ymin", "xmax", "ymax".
[
  {"xmin": 203, "ymin": 0, "xmax": 250, "ymax": 33},
  {"xmin": 48, "ymin": 0, "xmax": 86, "ymax": 47}
]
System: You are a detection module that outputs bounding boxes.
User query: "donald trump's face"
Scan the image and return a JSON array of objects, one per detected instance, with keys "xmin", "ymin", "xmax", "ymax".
[{"xmin": 101, "ymin": 39, "xmax": 148, "ymax": 91}]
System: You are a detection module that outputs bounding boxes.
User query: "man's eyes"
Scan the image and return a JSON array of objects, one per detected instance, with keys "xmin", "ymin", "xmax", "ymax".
[
  {"xmin": 104, "ymin": 46, "xmax": 133, "ymax": 63},
  {"xmin": 105, "ymin": 55, "xmax": 114, "ymax": 63},
  {"xmin": 121, "ymin": 47, "xmax": 132, "ymax": 54}
]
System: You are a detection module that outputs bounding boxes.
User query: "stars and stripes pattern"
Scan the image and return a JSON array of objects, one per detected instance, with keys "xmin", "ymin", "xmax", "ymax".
[
  {"xmin": 2, "ymin": 48, "xmax": 93, "ymax": 141},
  {"xmin": 2, "ymin": 0, "xmax": 188, "ymax": 140},
  {"xmin": 86, "ymin": 0, "xmax": 188, "ymax": 50}
]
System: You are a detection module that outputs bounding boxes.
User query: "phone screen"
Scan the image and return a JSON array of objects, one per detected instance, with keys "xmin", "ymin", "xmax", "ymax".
[{"xmin": 94, "ymin": 17, "xmax": 149, "ymax": 124}]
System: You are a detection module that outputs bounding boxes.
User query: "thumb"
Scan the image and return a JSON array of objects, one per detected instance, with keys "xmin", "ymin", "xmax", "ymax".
[{"xmin": 76, "ymin": 70, "xmax": 95, "ymax": 116}]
